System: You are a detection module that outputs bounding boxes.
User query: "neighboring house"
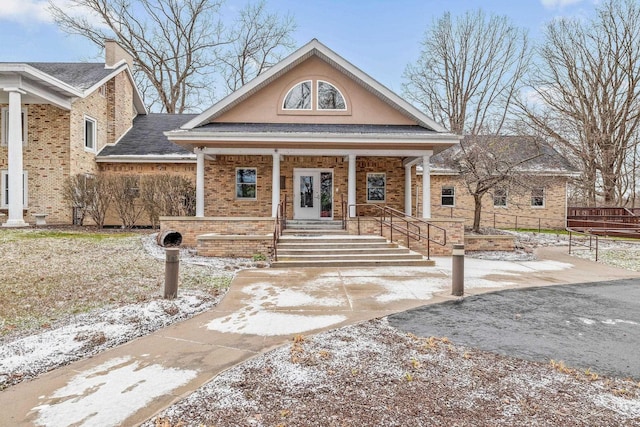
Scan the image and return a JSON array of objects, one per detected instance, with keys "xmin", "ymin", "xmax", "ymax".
[
  {"xmin": 0, "ymin": 41, "xmax": 145, "ymax": 225},
  {"xmin": 427, "ymin": 135, "xmax": 579, "ymax": 230}
]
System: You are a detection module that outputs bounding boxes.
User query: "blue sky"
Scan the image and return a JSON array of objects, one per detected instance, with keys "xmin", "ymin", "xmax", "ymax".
[{"xmin": 0, "ymin": 0, "xmax": 598, "ymax": 93}]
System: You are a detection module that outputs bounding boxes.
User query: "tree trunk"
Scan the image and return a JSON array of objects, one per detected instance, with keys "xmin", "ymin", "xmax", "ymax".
[{"xmin": 472, "ymin": 194, "xmax": 483, "ymax": 232}]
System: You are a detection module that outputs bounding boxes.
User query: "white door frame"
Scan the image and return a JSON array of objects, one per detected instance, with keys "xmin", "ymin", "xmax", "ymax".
[{"xmin": 293, "ymin": 168, "xmax": 333, "ymax": 220}]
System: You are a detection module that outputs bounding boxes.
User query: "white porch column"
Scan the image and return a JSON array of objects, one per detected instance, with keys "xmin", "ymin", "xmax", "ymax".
[
  {"xmin": 422, "ymin": 154, "xmax": 431, "ymax": 219},
  {"xmin": 195, "ymin": 150, "xmax": 205, "ymax": 217},
  {"xmin": 404, "ymin": 164, "xmax": 412, "ymax": 216},
  {"xmin": 3, "ymin": 88, "xmax": 27, "ymax": 227},
  {"xmin": 271, "ymin": 152, "xmax": 280, "ymax": 217},
  {"xmin": 347, "ymin": 154, "xmax": 356, "ymax": 217}
]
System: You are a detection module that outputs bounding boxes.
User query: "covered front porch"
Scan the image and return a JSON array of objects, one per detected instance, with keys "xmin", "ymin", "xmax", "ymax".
[{"xmin": 159, "ymin": 151, "xmax": 467, "ymax": 260}]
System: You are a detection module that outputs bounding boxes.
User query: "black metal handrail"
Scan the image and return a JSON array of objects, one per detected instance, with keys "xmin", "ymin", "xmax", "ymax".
[
  {"xmin": 273, "ymin": 195, "xmax": 287, "ymax": 261},
  {"xmin": 567, "ymin": 227, "xmax": 599, "ymax": 261},
  {"xmin": 348, "ymin": 203, "xmax": 447, "ymax": 259}
]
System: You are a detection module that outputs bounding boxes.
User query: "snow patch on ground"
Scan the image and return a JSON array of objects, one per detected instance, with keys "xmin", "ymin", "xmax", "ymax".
[
  {"xmin": 34, "ymin": 356, "xmax": 197, "ymax": 427},
  {"xmin": 0, "ymin": 291, "xmax": 217, "ymax": 390},
  {"xmin": 206, "ymin": 282, "xmax": 347, "ymax": 336}
]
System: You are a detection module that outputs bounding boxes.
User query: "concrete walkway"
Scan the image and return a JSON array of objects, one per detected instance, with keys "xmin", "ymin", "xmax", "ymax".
[{"xmin": 1, "ymin": 247, "xmax": 639, "ymax": 426}]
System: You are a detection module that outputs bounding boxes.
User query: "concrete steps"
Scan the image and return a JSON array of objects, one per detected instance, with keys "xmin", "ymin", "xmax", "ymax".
[{"xmin": 273, "ymin": 230, "xmax": 434, "ymax": 268}]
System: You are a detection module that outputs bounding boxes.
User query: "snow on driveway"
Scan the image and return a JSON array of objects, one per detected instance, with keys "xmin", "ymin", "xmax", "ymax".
[{"xmin": 33, "ymin": 356, "xmax": 197, "ymax": 427}]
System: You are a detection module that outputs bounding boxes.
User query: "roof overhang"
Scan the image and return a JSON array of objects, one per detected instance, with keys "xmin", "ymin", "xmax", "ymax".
[
  {"xmin": 165, "ymin": 129, "xmax": 461, "ymax": 153},
  {"xmin": 96, "ymin": 154, "xmax": 196, "ymax": 163},
  {"xmin": 0, "ymin": 66, "xmax": 80, "ymax": 109}
]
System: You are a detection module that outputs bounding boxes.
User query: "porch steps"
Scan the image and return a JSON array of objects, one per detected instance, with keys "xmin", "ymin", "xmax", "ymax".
[
  {"xmin": 281, "ymin": 220, "xmax": 346, "ymax": 235},
  {"xmin": 272, "ymin": 233, "xmax": 434, "ymax": 268}
]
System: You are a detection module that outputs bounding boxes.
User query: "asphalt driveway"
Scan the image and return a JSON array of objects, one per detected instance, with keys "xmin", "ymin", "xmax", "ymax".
[{"xmin": 389, "ymin": 278, "xmax": 640, "ymax": 380}]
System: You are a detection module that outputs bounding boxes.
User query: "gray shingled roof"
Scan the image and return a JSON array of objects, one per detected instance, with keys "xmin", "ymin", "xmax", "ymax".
[
  {"xmin": 193, "ymin": 123, "xmax": 438, "ymax": 134},
  {"xmin": 26, "ymin": 63, "xmax": 115, "ymax": 91},
  {"xmin": 99, "ymin": 114, "xmax": 196, "ymax": 157},
  {"xmin": 430, "ymin": 135, "xmax": 578, "ymax": 174}
]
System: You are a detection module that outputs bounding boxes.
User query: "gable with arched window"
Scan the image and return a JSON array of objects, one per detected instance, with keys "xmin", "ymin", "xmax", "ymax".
[{"xmin": 281, "ymin": 79, "xmax": 348, "ymax": 114}]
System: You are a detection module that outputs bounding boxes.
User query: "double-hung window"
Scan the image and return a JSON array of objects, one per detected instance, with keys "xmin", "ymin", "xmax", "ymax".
[
  {"xmin": 441, "ymin": 186, "xmax": 455, "ymax": 206},
  {"xmin": 493, "ymin": 188, "xmax": 507, "ymax": 207},
  {"xmin": 236, "ymin": 168, "xmax": 257, "ymax": 199},
  {"xmin": 1, "ymin": 170, "xmax": 28, "ymax": 208},
  {"xmin": 531, "ymin": 188, "xmax": 545, "ymax": 207},
  {"xmin": 366, "ymin": 173, "xmax": 386, "ymax": 202},
  {"xmin": 84, "ymin": 116, "xmax": 97, "ymax": 151},
  {"xmin": 1, "ymin": 107, "xmax": 28, "ymax": 146}
]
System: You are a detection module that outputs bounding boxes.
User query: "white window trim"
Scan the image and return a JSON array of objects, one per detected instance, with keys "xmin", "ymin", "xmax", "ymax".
[
  {"xmin": 282, "ymin": 80, "xmax": 313, "ymax": 111},
  {"xmin": 493, "ymin": 188, "xmax": 508, "ymax": 208},
  {"xmin": 441, "ymin": 186, "xmax": 455, "ymax": 207},
  {"xmin": 317, "ymin": 80, "xmax": 348, "ymax": 111},
  {"xmin": 1, "ymin": 107, "xmax": 28, "ymax": 146},
  {"xmin": 84, "ymin": 115, "xmax": 97, "ymax": 152},
  {"xmin": 235, "ymin": 167, "xmax": 257, "ymax": 200},
  {"xmin": 1, "ymin": 170, "xmax": 28, "ymax": 208},
  {"xmin": 531, "ymin": 188, "xmax": 545, "ymax": 208},
  {"xmin": 366, "ymin": 172, "xmax": 386, "ymax": 203}
]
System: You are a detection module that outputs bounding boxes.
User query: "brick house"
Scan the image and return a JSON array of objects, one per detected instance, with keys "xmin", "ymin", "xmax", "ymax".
[
  {"xmin": 2, "ymin": 39, "xmax": 576, "ymax": 257},
  {"xmin": 154, "ymin": 39, "xmax": 463, "ymax": 254},
  {"xmin": 0, "ymin": 41, "xmax": 145, "ymax": 225},
  {"xmin": 427, "ymin": 135, "xmax": 579, "ymax": 230}
]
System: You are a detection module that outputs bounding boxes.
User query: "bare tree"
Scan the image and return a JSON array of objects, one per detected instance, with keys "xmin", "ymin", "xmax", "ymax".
[
  {"xmin": 217, "ymin": 0, "xmax": 296, "ymax": 94},
  {"xmin": 48, "ymin": 0, "xmax": 297, "ymax": 112},
  {"xmin": 404, "ymin": 10, "xmax": 531, "ymax": 228},
  {"xmin": 518, "ymin": 0, "xmax": 640, "ymax": 206},
  {"xmin": 109, "ymin": 175, "xmax": 146, "ymax": 229},
  {"xmin": 442, "ymin": 136, "xmax": 544, "ymax": 232},
  {"xmin": 403, "ymin": 9, "xmax": 530, "ymax": 135}
]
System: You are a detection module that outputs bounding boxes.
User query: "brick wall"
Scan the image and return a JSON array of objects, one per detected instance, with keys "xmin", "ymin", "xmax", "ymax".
[
  {"xmin": 464, "ymin": 235, "xmax": 516, "ymax": 251},
  {"xmin": 202, "ymin": 155, "xmax": 411, "ymax": 219},
  {"xmin": 428, "ymin": 175, "xmax": 568, "ymax": 230},
  {"xmin": 107, "ymin": 73, "xmax": 135, "ymax": 145},
  {"xmin": 0, "ymin": 103, "xmax": 72, "ymax": 223},
  {"xmin": 159, "ymin": 216, "xmax": 275, "ymax": 246},
  {"xmin": 0, "ymin": 69, "xmax": 139, "ymax": 225},
  {"xmin": 99, "ymin": 162, "xmax": 195, "ymax": 226},
  {"xmin": 197, "ymin": 234, "xmax": 272, "ymax": 257}
]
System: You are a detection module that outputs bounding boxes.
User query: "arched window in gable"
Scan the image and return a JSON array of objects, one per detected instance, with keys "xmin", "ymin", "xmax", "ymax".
[
  {"xmin": 283, "ymin": 80, "xmax": 312, "ymax": 110},
  {"xmin": 317, "ymin": 81, "xmax": 346, "ymax": 110}
]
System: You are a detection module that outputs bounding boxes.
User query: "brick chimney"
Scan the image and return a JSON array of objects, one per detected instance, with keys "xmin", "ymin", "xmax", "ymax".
[{"xmin": 104, "ymin": 39, "xmax": 134, "ymax": 69}]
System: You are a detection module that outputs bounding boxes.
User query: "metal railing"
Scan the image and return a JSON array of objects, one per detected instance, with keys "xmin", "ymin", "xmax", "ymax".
[
  {"xmin": 272, "ymin": 195, "xmax": 287, "ymax": 261},
  {"xmin": 567, "ymin": 228, "xmax": 599, "ymax": 261},
  {"xmin": 437, "ymin": 205, "xmax": 566, "ymax": 232},
  {"xmin": 348, "ymin": 203, "xmax": 447, "ymax": 260}
]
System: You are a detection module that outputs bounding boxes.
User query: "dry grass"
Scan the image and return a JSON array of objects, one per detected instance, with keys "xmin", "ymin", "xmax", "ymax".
[{"xmin": 0, "ymin": 228, "xmax": 231, "ymax": 337}]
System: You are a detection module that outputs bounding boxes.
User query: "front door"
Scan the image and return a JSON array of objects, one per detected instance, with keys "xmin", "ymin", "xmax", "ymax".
[{"xmin": 293, "ymin": 169, "xmax": 333, "ymax": 220}]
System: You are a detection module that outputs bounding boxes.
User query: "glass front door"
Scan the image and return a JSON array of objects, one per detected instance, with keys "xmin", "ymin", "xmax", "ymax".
[{"xmin": 293, "ymin": 169, "xmax": 333, "ymax": 220}]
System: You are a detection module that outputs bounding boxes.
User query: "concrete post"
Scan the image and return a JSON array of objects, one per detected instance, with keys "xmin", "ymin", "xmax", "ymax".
[
  {"xmin": 452, "ymin": 244, "xmax": 464, "ymax": 296},
  {"xmin": 164, "ymin": 248, "xmax": 180, "ymax": 299},
  {"xmin": 404, "ymin": 164, "xmax": 412, "ymax": 216},
  {"xmin": 422, "ymin": 154, "xmax": 431, "ymax": 219},
  {"xmin": 272, "ymin": 152, "xmax": 280, "ymax": 217},
  {"xmin": 3, "ymin": 88, "xmax": 27, "ymax": 227},
  {"xmin": 348, "ymin": 154, "xmax": 356, "ymax": 217}
]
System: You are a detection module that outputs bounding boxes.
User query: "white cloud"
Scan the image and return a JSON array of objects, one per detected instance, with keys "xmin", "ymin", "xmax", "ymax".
[
  {"xmin": 0, "ymin": 0, "xmax": 53, "ymax": 23},
  {"xmin": 541, "ymin": 0, "xmax": 586, "ymax": 9}
]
